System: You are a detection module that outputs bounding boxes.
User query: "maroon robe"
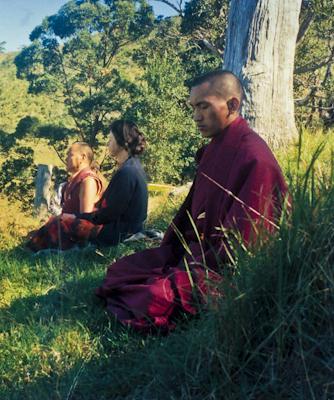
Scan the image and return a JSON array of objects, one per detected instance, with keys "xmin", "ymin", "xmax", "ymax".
[
  {"xmin": 62, "ymin": 167, "xmax": 104, "ymax": 214},
  {"xmin": 96, "ymin": 117, "xmax": 288, "ymax": 332},
  {"xmin": 26, "ymin": 168, "xmax": 104, "ymax": 251}
]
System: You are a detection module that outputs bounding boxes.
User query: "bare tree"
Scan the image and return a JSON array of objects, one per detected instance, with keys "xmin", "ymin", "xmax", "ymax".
[{"xmin": 223, "ymin": 0, "xmax": 302, "ymax": 148}]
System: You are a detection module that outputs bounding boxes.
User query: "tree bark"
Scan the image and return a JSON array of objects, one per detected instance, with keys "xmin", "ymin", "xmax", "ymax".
[
  {"xmin": 34, "ymin": 164, "xmax": 53, "ymax": 217},
  {"xmin": 223, "ymin": 0, "xmax": 302, "ymax": 148}
]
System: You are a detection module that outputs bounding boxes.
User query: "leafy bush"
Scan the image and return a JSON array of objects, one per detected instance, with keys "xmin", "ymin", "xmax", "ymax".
[
  {"xmin": 125, "ymin": 52, "xmax": 201, "ymax": 184},
  {"xmin": 0, "ymin": 146, "xmax": 35, "ymax": 209}
]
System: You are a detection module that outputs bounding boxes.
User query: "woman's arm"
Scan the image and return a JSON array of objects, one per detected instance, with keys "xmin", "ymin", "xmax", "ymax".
[{"xmin": 79, "ymin": 177, "xmax": 99, "ymax": 213}]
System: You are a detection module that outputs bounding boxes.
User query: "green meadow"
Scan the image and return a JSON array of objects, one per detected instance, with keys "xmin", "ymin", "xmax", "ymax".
[{"xmin": 0, "ymin": 129, "xmax": 333, "ymax": 399}]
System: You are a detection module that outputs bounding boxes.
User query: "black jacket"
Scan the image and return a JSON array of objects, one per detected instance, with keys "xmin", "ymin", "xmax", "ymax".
[{"xmin": 78, "ymin": 157, "xmax": 148, "ymax": 245}]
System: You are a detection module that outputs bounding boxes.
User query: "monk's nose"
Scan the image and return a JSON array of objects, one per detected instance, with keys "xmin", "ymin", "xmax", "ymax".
[{"xmin": 193, "ymin": 110, "xmax": 202, "ymax": 122}]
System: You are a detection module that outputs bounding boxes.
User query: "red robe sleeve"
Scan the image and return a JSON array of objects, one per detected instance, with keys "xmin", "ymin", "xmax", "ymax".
[{"xmin": 184, "ymin": 158, "xmax": 288, "ymax": 271}]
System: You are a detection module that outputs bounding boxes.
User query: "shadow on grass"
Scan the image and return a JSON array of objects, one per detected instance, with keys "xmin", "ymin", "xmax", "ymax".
[
  {"xmin": 0, "ymin": 271, "xmax": 151, "ymax": 400},
  {"xmin": 2, "ymin": 273, "xmax": 110, "ymax": 329},
  {"xmin": 2, "ymin": 237, "xmax": 152, "ymax": 264},
  {"xmin": 1, "ymin": 310, "xmax": 209, "ymax": 400},
  {"xmin": 3, "ymin": 344, "xmax": 149, "ymax": 400},
  {"xmin": 0, "ymin": 241, "xmax": 165, "ymax": 400},
  {"xmin": 1, "ymin": 280, "xmax": 163, "ymax": 400}
]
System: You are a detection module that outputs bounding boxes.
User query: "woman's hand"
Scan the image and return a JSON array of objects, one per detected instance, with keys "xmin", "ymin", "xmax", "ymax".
[{"xmin": 61, "ymin": 213, "xmax": 76, "ymax": 219}]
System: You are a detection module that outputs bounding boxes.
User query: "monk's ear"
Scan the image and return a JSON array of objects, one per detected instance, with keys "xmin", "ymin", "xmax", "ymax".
[{"xmin": 227, "ymin": 97, "xmax": 240, "ymax": 114}]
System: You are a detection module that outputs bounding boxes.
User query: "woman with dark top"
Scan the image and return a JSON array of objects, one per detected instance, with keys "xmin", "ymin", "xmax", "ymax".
[
  {"xmin": 27, "ymin": 120, "xmax": 148, "ymax": 251},
  {"xmin": 74, "ymin": 119, "xmax": 148, "ymax": 246}
]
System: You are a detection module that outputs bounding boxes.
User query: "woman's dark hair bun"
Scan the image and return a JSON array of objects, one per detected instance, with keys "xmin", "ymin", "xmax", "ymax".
[
  {"xmin": 132, "ymin": 132, "xmax": 146, "ymax": 155},
  {"xmin": 110, "ymin": 120, "xmax": 146, "ymax": 156}
]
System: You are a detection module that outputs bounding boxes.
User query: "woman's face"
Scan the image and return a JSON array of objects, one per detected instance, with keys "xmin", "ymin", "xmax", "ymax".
[{"xmin": 108, "ymin": 131, "xmax": 124, "ymax": 158}]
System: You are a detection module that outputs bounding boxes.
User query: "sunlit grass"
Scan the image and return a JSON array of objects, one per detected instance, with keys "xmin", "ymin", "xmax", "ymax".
[
  {"xmin": 0, "ymin": 128, "xmax": 333, "ymax": 399},
  {"xmin": 276, "ymin": 127, "xmax": 334, "ymax": 184},
  {"xmin": 0, "ymin": 196, "xmax": 39, "ymax": 250},
  {"xmin": 0, "ymin": 189, "xmax": 176, "ymax": 398}
]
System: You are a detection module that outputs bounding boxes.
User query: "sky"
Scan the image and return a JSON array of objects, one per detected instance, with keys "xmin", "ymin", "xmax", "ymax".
[{"xmin": 0, "ymin": 0, "xmax": 176, "ymax": 52}]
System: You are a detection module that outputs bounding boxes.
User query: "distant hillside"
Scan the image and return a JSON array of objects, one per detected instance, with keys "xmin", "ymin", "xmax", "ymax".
[{"xmin": 0, "ymin": 53, "xmax": 70, "ymax": 134}]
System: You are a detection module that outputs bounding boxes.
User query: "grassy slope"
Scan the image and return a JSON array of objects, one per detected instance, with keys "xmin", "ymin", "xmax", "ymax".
[
  {"xmin": 0, "ymin": 191, "xmax": 179, "ymax": 400},
  {"xmin": 0, "ymin": 53, "xmax": 71, "ymax": 135},
  {"xmin": 0, "ymin": 53, "xmax": 71, "ymax": 169},
  {"xmin": 0, "ymin": 129, "xmax": 333, "ymax": 399}
]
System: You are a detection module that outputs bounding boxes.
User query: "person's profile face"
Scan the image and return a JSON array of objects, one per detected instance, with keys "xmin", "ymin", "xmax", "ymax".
[
  {"xmin": 189, "ymin": 82, "xmax": 231, "ymax": 138},
  {"xmin": 66, "ymin": 145, "xmax": 82, "ymax": 173},
  {"xmin": 108, "ymin": 131, "xmax": 122, "ymax": 158}
]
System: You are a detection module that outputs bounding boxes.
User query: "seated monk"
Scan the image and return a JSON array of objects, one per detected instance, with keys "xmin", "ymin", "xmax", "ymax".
[
  {"xmin": 27, "ymin": 120, "xmax": 148, "ymax": 251},
  {"xmin": 27, "ymin": 142, "xmax": 104, "ymax": 251},
  {"xmin": 62, "ymin": 142, "xmax": 105, "ymax": 214},
  {"xmin": 95, "ymin": 70, "xmax": 289, "ymax": 332}
]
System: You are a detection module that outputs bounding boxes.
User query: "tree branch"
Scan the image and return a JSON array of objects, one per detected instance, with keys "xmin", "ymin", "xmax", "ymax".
[
  {"xmin": 298, "ymin": 104, "xmax": 334, "ymax": 111},
  {"xmin": 295, "ymin": 86, "xmax": 318, "ymax": 106},
  {"xmin": 294, "ymin": 52, "xmax": 334, "ymax": 74},
  {"xmin": 297, "ymin": 10, "xmax": 314, "ymax": 43},
  {"xmin": 191, "ymin": 30, "xmax": 223, "ymax": 57},
  {"xmin": 201, "ymin": 39, "xmax": 223, "ymax": 57},
  {"xmin": 51, "ymin": 143, "xmax": 66, "ymax": 165}
]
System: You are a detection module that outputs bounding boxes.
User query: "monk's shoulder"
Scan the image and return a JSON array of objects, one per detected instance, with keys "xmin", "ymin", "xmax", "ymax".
[{"xmin": 238, "ymin": 129, "xmax": 279, "ymax": 168}]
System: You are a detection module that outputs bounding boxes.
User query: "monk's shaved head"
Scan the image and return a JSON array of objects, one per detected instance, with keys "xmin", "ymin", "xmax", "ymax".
[
  {"xmin": 189, "ymin": 70, "xmax": 244, "ymax": 137},
  {"xmin": 191, "ymin": 70, "xmax": 244, "ymax": 106}
]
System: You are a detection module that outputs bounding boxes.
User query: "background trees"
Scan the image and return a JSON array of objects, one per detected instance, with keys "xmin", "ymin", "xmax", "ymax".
[
  {"xmin": 294, "ymin": 0, "xmax": 334, "ymax": 127},
  {"xmin": 0, "ymin": 0, "xmax": 333, "ymax": 208},
  {"xmin": 14, "ymin": 0, "xmax": 155, "ymax": 146}
]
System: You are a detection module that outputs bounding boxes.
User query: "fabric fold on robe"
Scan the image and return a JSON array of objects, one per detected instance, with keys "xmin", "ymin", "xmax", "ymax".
[
  {"xmin": 96, "ymin": 117, "xmax": 288, "ymax": 332},
  {"xmin": 26, "ymin": 168, "xmax": 104, "ymax": 252}
]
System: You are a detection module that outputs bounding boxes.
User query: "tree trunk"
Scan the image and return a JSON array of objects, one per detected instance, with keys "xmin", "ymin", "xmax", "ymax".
[
  {"xmin": 34, "ymin": 164, "xmax": 53, "ymax": 217},
  {"xmin": 223, "ymin": 0, "xmax": 302, "ymax": 148}
]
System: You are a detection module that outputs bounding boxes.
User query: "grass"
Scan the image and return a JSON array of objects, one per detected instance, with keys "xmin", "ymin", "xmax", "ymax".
[
  {"xmin": 0, "ymin": 190, "xmax": 181, "ymax": 399},
  {"xmin": 0, "ymin": 128, "xmax": 334, "ymax": 399}
]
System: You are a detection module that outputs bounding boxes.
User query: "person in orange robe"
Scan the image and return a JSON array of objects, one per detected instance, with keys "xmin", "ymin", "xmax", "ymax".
[
  {"xmin": 27, "ymin": 142, "xmax": 104, "ymax": 251},
  {"xmin": 27, "ymin": 121, "xmax": 148, "ymax": 251}
]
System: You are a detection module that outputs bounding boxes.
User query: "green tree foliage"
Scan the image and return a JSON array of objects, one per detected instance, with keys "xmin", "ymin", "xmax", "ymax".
[
  {"xmin": 181, "ymin": 0, "xmax": 228, "ymax": 57},
  {"xmin": 126, "ymin": 52, "xmax": 199, "ymax": 183},
  {"xmin": 127, "ymin": 17, "xmax": 207, "ymax": 183},
  {"xmin": 294, "ymin": 0, "xmax": 334, "ymax": 127},
  {"xmin": 0, "ymin": 115, "xmax": 71, "ymax": 209},
  {"xmin": 0, "ymin": 146, "xmax": 35, "ymax": 209},
  {"xmin": 0, "ymin": 53, "xmax": 68, "ymax": 133},
  {"xmin": 0, "ymin": 53, "xmax": 71, "ymax": 210},
  {"xmin": 0, "ymin": 41, "xmax": 5, "ymax": 53},
  {"xmin": 14, "ymin": 0, "xmax": 155, "ymax": 146}
]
